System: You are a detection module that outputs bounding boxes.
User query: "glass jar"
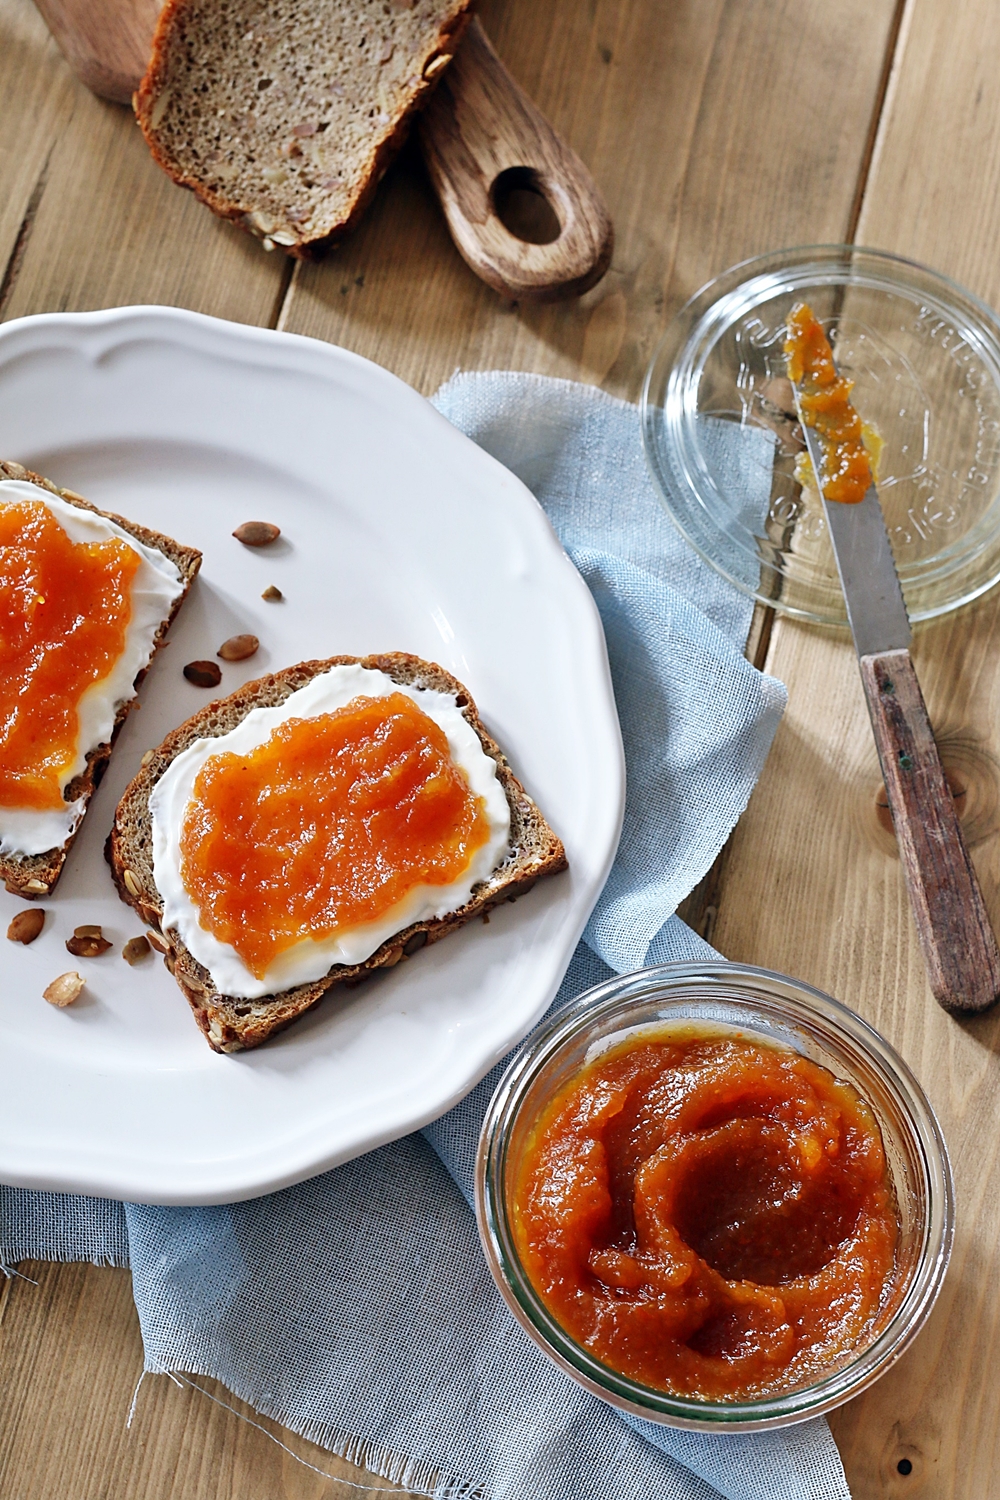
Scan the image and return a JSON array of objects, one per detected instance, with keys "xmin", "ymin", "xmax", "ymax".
[
  {"xmin": 641, "ymin": 244, "xmax": 1000, "ymax": 623},
  {"xmin": 476, "ymin": 961, "xmax": 953, "ymax": 1431}
]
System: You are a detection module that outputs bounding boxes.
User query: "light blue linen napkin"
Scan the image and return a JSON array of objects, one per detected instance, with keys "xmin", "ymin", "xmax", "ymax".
[{"xmin": 0, "ymin": 374, "xmax": 851, "ymax": 1500}]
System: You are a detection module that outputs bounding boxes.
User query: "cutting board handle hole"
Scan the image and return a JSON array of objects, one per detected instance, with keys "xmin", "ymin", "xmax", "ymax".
[{"xmin": 491, "ymin": 167, "xmax": 561, "ymax": 245}]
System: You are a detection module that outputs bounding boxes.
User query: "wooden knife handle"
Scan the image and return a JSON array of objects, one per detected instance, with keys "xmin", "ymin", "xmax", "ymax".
[
  {"xmin": 417, "ymin": 18, "xmax": 613, "ymax": 302},
  {"xmin": 860, "ymin": 647, "xmax": 1000, "ymax": 1013}
]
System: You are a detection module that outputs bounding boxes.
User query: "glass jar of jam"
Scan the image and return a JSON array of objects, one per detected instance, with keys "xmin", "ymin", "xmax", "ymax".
[{"xmin": 476, "ymin": 962, "xmax": 953, "ymax": 1429}]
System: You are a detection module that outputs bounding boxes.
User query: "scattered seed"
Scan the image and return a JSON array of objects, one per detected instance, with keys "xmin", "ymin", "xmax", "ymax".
[
  {"xmin": 218, "ymin": 633, "xmax": 259, "ymax": 662},
  {"xmin": 123, "ymin": 935, "xmax": 151, "ymax": 965},
  {"xmin": 24, "ymin": 878, "xmax": 48, "ymax": 894},
  {"xmin": 123, "ymin": 868, "xmax": 142, "ymax": 898},
  {"xmin": 44, "ymin": 971, "xmax": 84, "ymax": 1007},
  {"xmin": 233, "ymin": 520, "xmax": 280, "ymax": 546},
  {"xmin": 8, "ymin": 908, "xmax": 44, "ymax": 944},
  {"xmin": 141, "ymin": 749, "xmax": 155, "ymax": 767},
  {"xmin": 184, "ymin": 660, "xmax": 223, "ymax": 688},
  {"xmin": 146, "ymin": 929, "xmax": 169, "ymax": 955},
  {"xmin": 66, "ymin": 929, "xmax": 112, "ymax": 957},
  {"xmin": 261, "ymin": 584, "xmax": 283, "ymax": 602},
  {"xmin": 292, "ymin": 121, "xmax": 317, "ymax": 137}
]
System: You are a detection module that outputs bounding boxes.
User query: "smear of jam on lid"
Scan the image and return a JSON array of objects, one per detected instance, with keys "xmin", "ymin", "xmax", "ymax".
[{"xmin": 785, "ymin": 302, "xmax": 873, "ymax": 504}]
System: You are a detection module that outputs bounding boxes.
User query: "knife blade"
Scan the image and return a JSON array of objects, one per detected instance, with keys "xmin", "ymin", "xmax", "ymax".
[
  {"xmin": 811, "ymin": 473, "xmax": 911, "ymax": 659},
  {"xmin": 788, "ymin": 309, "xmax": 1000, "ymax": 1014}
]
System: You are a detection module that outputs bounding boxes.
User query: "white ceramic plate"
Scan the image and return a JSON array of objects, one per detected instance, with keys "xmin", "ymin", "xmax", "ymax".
[{"xmin": 0, "ymin": 308, "xmax": 624, "ymax": 1205}]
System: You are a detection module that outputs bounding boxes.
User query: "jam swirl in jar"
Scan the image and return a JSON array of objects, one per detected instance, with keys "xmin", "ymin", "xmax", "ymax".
[{"xmin": 511, "ymin": 1026, "xmax": 903, "ymax": 1401}]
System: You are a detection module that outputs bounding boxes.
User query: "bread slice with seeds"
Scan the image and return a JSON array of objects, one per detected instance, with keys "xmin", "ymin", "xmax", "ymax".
[
  {"xmin": 135, "ymin": 0, "xmax": 472, "ymax": 256},
  {"xmin": 0, "ymin": 460, "xmax": 201, "ymax": 899},
  {"xmin": 108, "ymin": 652, "xmax": 568, "ymax": 1053}
]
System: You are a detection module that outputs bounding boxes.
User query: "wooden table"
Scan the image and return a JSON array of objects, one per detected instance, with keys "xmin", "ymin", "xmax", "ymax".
[{"xmin": 1, "ymin": 0, "xmax": 998, "ymax": 1494}]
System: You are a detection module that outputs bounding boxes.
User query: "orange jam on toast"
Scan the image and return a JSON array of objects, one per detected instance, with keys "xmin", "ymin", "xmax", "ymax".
[
  {"xmin": 0, "ymin": 498, "xmax": 141, "ymax": 810},
  {"xmin": 784, "ymin": 302, "xmax": 872, "ymax": 504},
  {"xmin": 179, "ymin": 691, "xmax": 492, "ymax": 978},
  {"xmin": 512, "ymin": 1030, "xmax": 901, "ymax": 1401}
]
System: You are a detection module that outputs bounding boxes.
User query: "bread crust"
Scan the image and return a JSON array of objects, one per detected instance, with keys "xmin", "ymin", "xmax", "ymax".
[
  {"xmin": 108, "ymin": 653, "xmax": 568, "ymax": 1052},
  {"xmin": 0, "ymin": 460, "xmax": 201, "ymax": 900},
  {"xmin": 134, "ymin": 1, "xmax": 473, "ymax": 259}
]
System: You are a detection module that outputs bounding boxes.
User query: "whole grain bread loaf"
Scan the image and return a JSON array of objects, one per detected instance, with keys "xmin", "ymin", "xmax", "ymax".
[
  {"xmin": 0, "ymin": 460, "xmax": 201, "ymax": 900},
  {"xmin": 135, "ymin": 0, "xmax": 472, "ymax": 256},
  {"xmin": 109, "ymin": 652, "xmax": 568, "ymax": 1052}
]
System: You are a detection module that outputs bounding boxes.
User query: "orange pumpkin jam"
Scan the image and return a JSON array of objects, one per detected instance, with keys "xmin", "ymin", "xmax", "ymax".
[
  {"xmin": 512, "ymin": 1028, "xmax": 902, "ymax": 1401},
  {"xmin": 784, "ymin": 302, "xmax": 873, "ymax": 504},
  {"xmin": 0, "ymin": 497, "xmax": 141, "ymax": 811},
  {"xmin": 179, "ymin": 691, "xmax": 492, "ymax": 978}
]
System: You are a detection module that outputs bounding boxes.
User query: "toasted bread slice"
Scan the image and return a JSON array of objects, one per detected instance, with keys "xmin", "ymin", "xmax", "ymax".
[
  {"xmin": 135, "ymin": 0, "xmax": 472, "ymax": 257},
  {"xmin": 109, "ymin": 653, "xmax": 568, "ymax": 1052},
  {"xmin": 0, "ymin": 460, "xmax": 201, "ymax": 900}
]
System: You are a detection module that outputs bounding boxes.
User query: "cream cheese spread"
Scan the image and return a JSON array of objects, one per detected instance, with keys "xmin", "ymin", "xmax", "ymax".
[
  {"xmin": 150, "ymin": 664, "xmax": 512, "ymax": 1000},
  {"xmin": 0, "ymin": 481, "xmax": 184, "ymax": 857}
]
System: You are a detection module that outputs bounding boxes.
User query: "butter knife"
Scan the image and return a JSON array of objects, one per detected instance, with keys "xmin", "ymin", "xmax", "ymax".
[{"xmin": 789, "ymin": 320, "xmax": 1000, "ymax": 1014}]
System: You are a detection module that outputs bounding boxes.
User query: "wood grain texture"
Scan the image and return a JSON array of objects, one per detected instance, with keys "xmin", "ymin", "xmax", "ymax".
[
  {"xmin": 281, "ymin": 0, "xmax": 903, "ymax": 398},
  {"xmin": 709, "ymin": 0, "xmax": 1000, "ymax": 1492},
  {"xmin": 860, "ymin": 648, "xmax": 1000, "ymax": 1013},
  {"xmin": 31, "ymin": 0, "xmax": 161, "ymax": 103},
  {"xmin": 716, "ymin": 615, "xmax": 1000, "ymax": 1498},
  {"xmin": 0, "ymin": 0, "xmax": 76, "ymax": 314},
  {"xmin": 0, "ymin": 1263, "xmax": 414, "ymax": 1500},
  {"xmin": 419, "ymin": 18, "xmax": 613, "ymax": 301}
]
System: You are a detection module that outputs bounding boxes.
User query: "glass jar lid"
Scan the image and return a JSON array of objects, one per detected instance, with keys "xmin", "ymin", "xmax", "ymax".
[{"xmin": 641, "ymin": 245, "xmax": 1000, "ymax": 624}]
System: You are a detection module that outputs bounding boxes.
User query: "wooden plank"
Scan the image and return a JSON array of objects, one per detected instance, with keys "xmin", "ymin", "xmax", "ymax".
[
  {"xmin": 0, "ymin": 0, "xmax": 75, "ymax": 309},
  {"xmin": 0, "ymin": 1262, "xmax": 412, "ymax": 1500},
  {"xmin": 712, "ymin": 3, "xmax": 1000, "ymax": 1495},
  {"xmin": 280, "ymin": 0, "xmax": 903, "ymax": 398}
]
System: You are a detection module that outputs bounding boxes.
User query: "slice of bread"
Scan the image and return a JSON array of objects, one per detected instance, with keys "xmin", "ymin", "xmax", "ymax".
[
  {"xmin": 135, "ymin": 0, "xmax": 472, "ymax": 257},
  {"xmin": 0, "ymin": 460, "xmax": 201, "ymax": 900},
  {"xmin": 109, "ymin": 652, "xmax": 568, "ymax": 1052}
]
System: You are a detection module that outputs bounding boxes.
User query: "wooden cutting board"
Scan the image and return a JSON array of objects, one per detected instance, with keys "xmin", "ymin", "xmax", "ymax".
[{"xmin": 31, "ymin": 0, "xmax": 613, "ymax": 301}]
